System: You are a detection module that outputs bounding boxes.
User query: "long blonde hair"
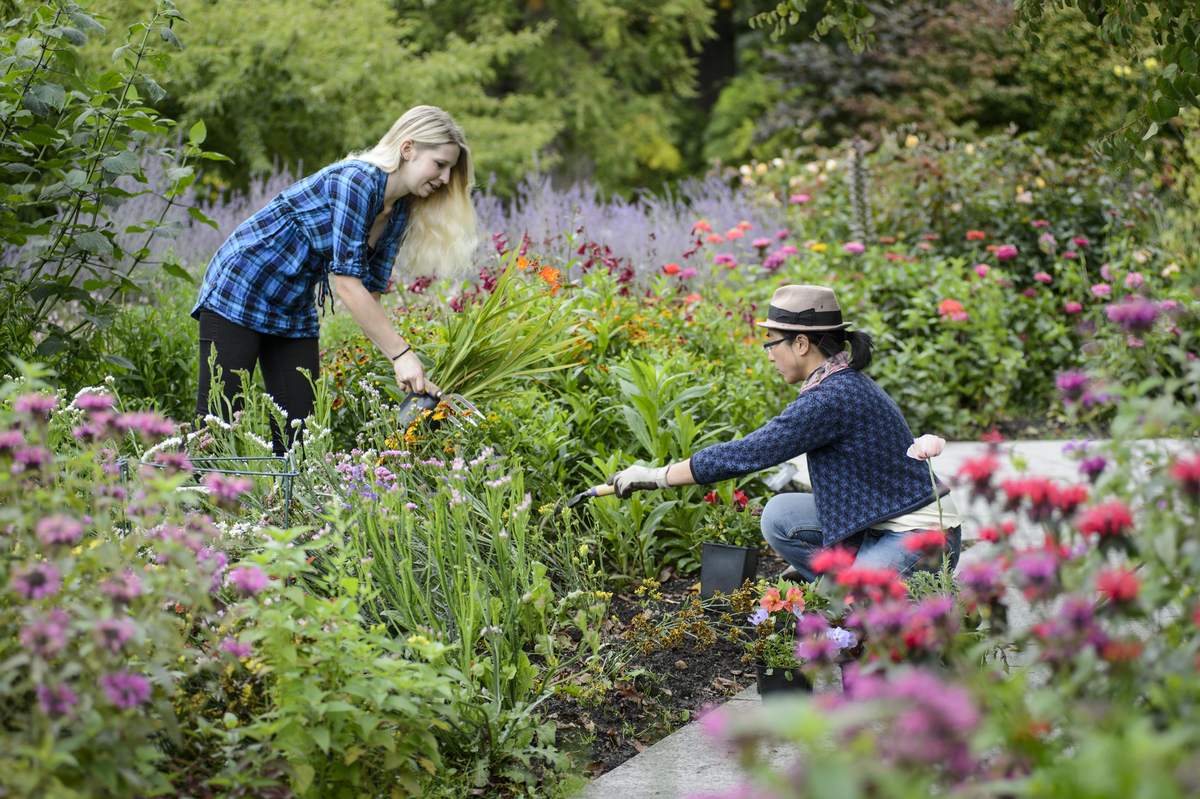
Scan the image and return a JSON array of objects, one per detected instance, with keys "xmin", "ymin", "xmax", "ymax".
[{"xmin": 346, "ymin": 106, "xmax": 478, "ymax": 279}]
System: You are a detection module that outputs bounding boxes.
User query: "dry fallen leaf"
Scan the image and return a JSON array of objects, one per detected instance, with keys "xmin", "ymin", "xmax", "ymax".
[
  {"xmin": 675, "ymin": 660, "xmax": 688, "ymax": 670},
  {"xmin": 632, "ymin": 739, "xmax": 647, "ymax": 753}
]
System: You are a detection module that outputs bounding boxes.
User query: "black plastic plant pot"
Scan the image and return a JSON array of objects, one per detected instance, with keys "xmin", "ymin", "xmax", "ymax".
[
  {"xmin": 699, "ymin": 542, "xmax": 758, "ymax": 599},
  {"xmin": 396, "ymin": 392, "xmax": 442, "ymax": 433},
  {"xmin": 755, "ymin": 660, "xmax": 813, "ymax": 696}
]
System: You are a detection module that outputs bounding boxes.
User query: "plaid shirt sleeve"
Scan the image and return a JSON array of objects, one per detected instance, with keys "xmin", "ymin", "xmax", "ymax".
[{"xmin": 326, "ymin": 167, "xmax": 380, "ymax": 283}]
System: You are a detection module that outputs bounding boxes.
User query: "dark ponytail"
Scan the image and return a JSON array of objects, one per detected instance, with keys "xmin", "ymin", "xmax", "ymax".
[{"xmin": 787, "ymin": 328, "xmax": 874, "ymax": 371}]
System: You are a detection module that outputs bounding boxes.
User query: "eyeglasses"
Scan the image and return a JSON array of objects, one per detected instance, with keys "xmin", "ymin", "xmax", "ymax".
[{"xmin": 762, "ymin": 337, "xmax": 789, "ymax": 351}]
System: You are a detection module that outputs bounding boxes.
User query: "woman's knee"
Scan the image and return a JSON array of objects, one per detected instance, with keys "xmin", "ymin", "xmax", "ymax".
[{"xmin": 760, "ymin": 493, "xmax": 821, "ymax": 546}]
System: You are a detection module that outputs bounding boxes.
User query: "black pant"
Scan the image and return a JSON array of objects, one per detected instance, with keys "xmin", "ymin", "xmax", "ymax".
[{"xmin": 195, "ymin": 309, "xmax": 319, "ymax": 456}]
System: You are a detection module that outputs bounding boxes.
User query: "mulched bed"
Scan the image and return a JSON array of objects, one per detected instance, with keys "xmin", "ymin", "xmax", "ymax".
[{"xmin": 539, "ymin": 552, "xmax": 791, "ymax": 777}]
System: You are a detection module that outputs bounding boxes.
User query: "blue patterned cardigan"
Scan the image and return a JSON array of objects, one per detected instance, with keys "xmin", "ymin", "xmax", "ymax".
[{"xmin": 689, "ymin": 368, "xmax": 948, "ymax": 547}]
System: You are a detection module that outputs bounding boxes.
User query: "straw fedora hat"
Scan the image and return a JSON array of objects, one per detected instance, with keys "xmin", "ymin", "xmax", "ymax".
[{"xmin": 755, "ymin": 285, "xmax": 852, "ymax": 332}]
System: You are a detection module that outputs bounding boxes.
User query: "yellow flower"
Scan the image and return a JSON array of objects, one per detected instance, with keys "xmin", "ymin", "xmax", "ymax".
[
  {"xmin": 1145, "ymin": 57, "xmax": 1159, "ymax": 70},
  {"xmin": 965, "ymin": 143, "xmax": 975, "ymax": 155},
  {"xmin": 809, "ymin": 242, "xmax": 828, "ymax": 253},
  {"xmin": 905, "ymin": 134, "xmax": 920, "ymax": 148}
]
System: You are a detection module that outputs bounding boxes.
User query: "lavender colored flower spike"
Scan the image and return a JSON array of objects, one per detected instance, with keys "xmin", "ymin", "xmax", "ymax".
[
  {"xmin": 100, "ymin": 670, "xmax": 152, "ymax": 709},
  {"xmin": 36, "ymin": 513, "xmax": 84, "ymax": 546},
  {"xmin": 21, "ymin": 610, "xmax": 71, "ymax": 658},
  {"xmin": 94, "ymin": 617, "xmax": 137, "ymax": 653},
  {"xmin": 37, "ymin": 683, "xmax": 79, "ymax": 717},
  {"xmin": 12, "ymin": 562, "xmax": 61, "ymax": 600},
  {"xmin": 227, "ymin": 565, "xmax": 270, "ymax": 596}
]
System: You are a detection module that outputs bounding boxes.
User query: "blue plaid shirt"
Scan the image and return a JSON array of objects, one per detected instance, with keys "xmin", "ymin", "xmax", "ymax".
[{"xmin": 193, "ymin": 160, "xmax": 408, "ymax": 338}]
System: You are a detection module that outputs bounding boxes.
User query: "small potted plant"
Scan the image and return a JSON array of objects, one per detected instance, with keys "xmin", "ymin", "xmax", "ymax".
[
  {"xmin": 739, "ymin": 580, "xmax": 859, "ymax": 696},
  {"xmin": 699, "ymin": 489, "xmax": 763, "ymax": 599}
]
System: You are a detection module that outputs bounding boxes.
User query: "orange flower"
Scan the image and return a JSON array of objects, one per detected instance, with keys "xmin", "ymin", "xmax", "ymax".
[
  {"xmin": 784, "ymin": 586, "xmax": 805, "ymax": 612},
  {"xmin": 759, "ymin": 588, "xmax": 785, "ymax": 612},
  {"xmin": 737, "ymin": 221, "xmax": 754, "ymax": 231},
  {"xmin": 684, "ymin": 293, "xmax": 701, "ymax": 304},
  {"xmin": 663, "ymin": 263, "xmax": 680, "ymax": 275},
  {"xmin": 538, "ymin": 265, "xmax": 561, "ymax": 295},
  {"xmin": 515, "ymin": 256, "xmax": 531, "ymax": 270},
  {"xmin": 938, "ymin": 298, "xmax": 964, "ymax": 316},
  {"xmin": 966, "ymin": 230, "xmax": 986, "ymax": 241}
]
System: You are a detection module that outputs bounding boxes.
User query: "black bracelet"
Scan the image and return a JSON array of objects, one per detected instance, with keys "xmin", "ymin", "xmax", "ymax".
[{"xmin": 391, "ymin": 345, "xmax": 411, "ymax": 362}]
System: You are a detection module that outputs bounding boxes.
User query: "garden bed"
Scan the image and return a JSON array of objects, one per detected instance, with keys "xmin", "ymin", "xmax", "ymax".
[{"xmin": 542, "ymin": 552, "xmax": 792, "ymax": 777}]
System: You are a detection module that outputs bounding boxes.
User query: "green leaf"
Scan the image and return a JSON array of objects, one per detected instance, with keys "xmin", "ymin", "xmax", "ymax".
[
  {"xmin": 293, "ymin": 764, "xmax": 315, "ymax": 794},
  {"xmin": 101, "ymin": 354, "xmax": 135, "ymax": 370},
  {"xmin": 1157, "ymin": 96, "xmax": 1181, "ymax": 119},
  {"xmin": 139, "ymin": 78, "xmax": 167, "ymax": 103},
  {"xmin": 1143, "ymin": 121, "xmax": 1160, "ymax": 140},
  {"xmin": 311, "ymin": 726, "xmax": 331, "ymax": 753},
  {"xmin": 35, "ymin": 335, "xmax": 66, "ymax": 357},
  {"xmin": 162, "ymin": 262, "xmax": 195, "ymax": 283},
  {"xmin": 159, "ymin": 27, "xmax": 182, "ymax": 49},
  {"xmin": 75, "ymin": 230, "xmax": 113, "ymax": 256},
  {"xmin": 189, "ymin": 119, "xmax": 207, "ymax": 145},
  {"xmin": 101, "ymin": 150, "xmax": 139, "ymax": 175},
  {"xmin": 69, "ymin": 11, "xmax": 106, "ymax": 33},
  {"xmin": 28, "ymin": 83, "xmax": 66, "ymax": 111},
  {"xmin": 14, "ymin": 37, "xmax": 39, "ymax": 60}
]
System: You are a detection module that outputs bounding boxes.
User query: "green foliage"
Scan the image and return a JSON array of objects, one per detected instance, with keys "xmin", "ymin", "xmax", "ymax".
[{"xmin": 0, "ymin": 0, "xmax": 222, "ymax": 388}]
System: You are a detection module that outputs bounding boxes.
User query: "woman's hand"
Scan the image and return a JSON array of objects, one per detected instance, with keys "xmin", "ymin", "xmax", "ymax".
[{"xmin": 393, "ymin": 350, "xmax": 441, "ymax": 398}]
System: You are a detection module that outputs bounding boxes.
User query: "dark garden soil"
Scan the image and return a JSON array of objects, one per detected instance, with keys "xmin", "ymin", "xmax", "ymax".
[{"xmin": 538, "ymin": 552, "xmax": 792, "ymax": 778}]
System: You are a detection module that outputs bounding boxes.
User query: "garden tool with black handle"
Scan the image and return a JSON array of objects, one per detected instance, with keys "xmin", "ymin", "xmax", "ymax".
[{"xmin": 395, "ymin": 391, "xmax": 480, "ymax": 432}]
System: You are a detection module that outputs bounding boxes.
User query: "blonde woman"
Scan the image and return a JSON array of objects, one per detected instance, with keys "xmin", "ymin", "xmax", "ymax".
[{"xmin": 192, "ymin": 106, "xmax": 478, "ymax": 454}]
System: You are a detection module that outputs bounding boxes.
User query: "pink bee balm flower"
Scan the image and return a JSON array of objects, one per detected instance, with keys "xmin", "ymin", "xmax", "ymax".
[
  {"xmin": 1064, "ymin": 301, "xmax": 1083, "ymax": 313},
  {"xmin": 22, "ymin": 610, "xmax": 70, "ymax": 658},
  {"xmin": 37, "ymin": 684, "xmax": 78, "ymax": 717},
  {"xmin": 227, "ymin": 565, "xmax": 270, "ymax": 596},
  {"xmin": 94, "ymin": 617, "xmax": 137, "ymax": 653},
  {"xmin": 995, "ymin": 245, "xmax": 1018, "ymax": 260},
  {"xmin": 1034, "ymin": 272, "xmax": 1052, "ymax": 284},
  {"xmin": 13, "ymin": 562, "xmax": 60, "ymax": 600},
  {"xmin": 907, "ymin": 434, "xmax": 946, "ymax": 460},
  {"xmin": 100, "ymin": 670, "xmax": 151, "ymax": 710},
  {"xmin": 705, "ymin": 234, "xmax": 724, "ymax": 244},
  {"xmin": 1091, "ymin": 283, "xmax": 1112, "ymax": 297},
  {"xmin": 751, "ymin": 237, "xmax": 771, "ymax": 249},
  {"xmin": 843, "ymin": 241, "xmax": 865, "ymax": 254},
  {"xmin": 36, "ymin": 513, "xmax": 83, "ymax": 546},
  {"xmin": 75, "ymin": 391, "xmax": 115, "ymax": 413},
  {"xmin": 790, "ymin": 193, "xmax": 811, "ymax": 204},
  {"xmin": 221, "ymin": 637, "xmax": 253, "ymax": 659},
  {"xmin": 973, "ymin": 264, "xmax": 990, "ymax": 278},
  {"xmin": 13, "ymin": 393, "xmax": 57, "ymax": 419}
]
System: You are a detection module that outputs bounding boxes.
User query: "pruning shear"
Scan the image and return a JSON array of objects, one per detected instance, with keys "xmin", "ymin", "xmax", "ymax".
[{"xmin": 396, "ymin": 391, "xmax": 480, "ymax": 430}]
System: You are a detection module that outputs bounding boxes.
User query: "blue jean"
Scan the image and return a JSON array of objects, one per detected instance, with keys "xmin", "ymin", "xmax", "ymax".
[{"xmin": 760, "ymin": 493, "xmax": 962, "ymax": 582}]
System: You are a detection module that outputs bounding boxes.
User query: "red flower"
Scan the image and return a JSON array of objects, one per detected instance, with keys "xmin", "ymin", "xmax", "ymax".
[
  {"xmin": 958, "ymin": 455, "xmax": 1000, "ymax": 493},
  {"xmin": 980, "ymin": 428, "xmax": 1005, "ymax": 444},
  {"xmin": 811, "ymin": 547, "xmax": 856, "ymax": 574},
  {"xmin": 966, "ymin": 230, "xmax": 986, "ymax": 241},
  {"xmin": 702, "ymin": 491, "xmax": 719, "ymax": 503},
  {"xmin": 1170, "ymin": 454, "xmax": 1200, "ymax": 500},
  {"xmin": 1002, "ymin": 477, "xmax": 1058, "ymax": 521},
  {"xmin": 922, "ymin": 233, "xmax": 940, "ymax": 241},
  {"xmin": 1076, "ymin": 502, "xmax": 1134, "ymax": 538},
  {"xmin": 1055, "ymin": 484, "xmax": 1089, "ymax": 515},
  {"xmin": 903, "ymin": 529, "xmax": 947, "ymax": 553},
  {"xmin": 733, "ymin": 490, "xmax": 749, "ymax": 508},
  {"xmin": 836, "ymin": 566, "xmax": 897, "ymax": 589},
  {"xmin": 937, "ymin": 298, "xmax": 964, "ymax": 316},
  {"xmin": 977, "ymin": 520, "xmax": 1016, "ymax": 543},
  {"xmin": 1096, "ymin": 568, "xmax": 1140, "ymax": 603},
  {"xmin": 1101, "ymin": 638, "xmax": 1142, "ymax": 663}
]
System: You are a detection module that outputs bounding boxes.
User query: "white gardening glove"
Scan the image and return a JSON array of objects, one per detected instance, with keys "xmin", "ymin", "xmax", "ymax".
[{"xmin": 606, "ymin": 464, "xmax": 670, "ymax": 498}]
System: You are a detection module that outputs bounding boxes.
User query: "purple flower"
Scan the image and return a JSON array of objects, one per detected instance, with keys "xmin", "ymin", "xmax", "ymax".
[
  {"xmin": 958, "ymin": 560, "xmax": 1004, "ymax": 603},
  {"xmin": 74, "ymin": 392, "xmax": 116, "ymax": 413},
  {"xmin": 1055, "ymin": 371, "xmax": 1090, "ymax": 404},
  {"xmin": 795, "ymin": 635, "xmax": 840, "ymax": 662},
  {"xmin": 21, "ymin": 610, "xmax": 70, "ymax": 657},
  {"xmin": 1013, "ymin": 549, "xmax": 1058, "ymax": 599},
  {"xmin": 1079, "ymin": 455, "xmax": 1107, "ymax": 482},
  {"xmin": 1106, "ymin": 297, "xmax": 1160, "ymax": 335},
  {"xmin": 12, "ymin": 446, "xmax": 52, "ymax": 473},
  {"xmin": 714, "ymin": 253, "xmax": 736, "ymax": 265},
  {"xmin": 843, "ymin": 241, "xmax": 865, "ymax": 254},
  {"xmin": 113, "ymin": 411, "xmax": 174, "ymax": 441},
  {"xmin": 747, "ymin": 608, "xmax": 770, "ymax": 626},
  {"xmin": 12, "ymin": 562, "xmax": 61, "ymax": 600},
  {"xmin": 203, "ymin": 473, "xmax": 254, "ymax": 509},
  {"xmin": 100, "ymin": 670, "xmax": 152, "ymax": 709},
  {"xmin": 100, "ymin": 569, "xmax": 143, "ymax": 603},
  {"xmin": 825, "ymin": 626, "xmax": 858, "ymax": 649},
  {"xmin": 153, "ymin": 451, "xmax": 193, "ymax": 475},
  {"xmin": 13, "ymin": 393, "xmax": 58, "ymax": 421},
  {"xmin": 36, "ymin": 514, "xmax": 83, "ymax": 547},
  {"xmin": 0, "ymin": 429, "xmax": 23, "ymax": 453},
  {"xmin": 1081, "ymin": 384, "xmax": 1116, "ymax": 408},
  {"xmin": 762, "ymin": 253, "xmax": 785, "ymax": 272},
  {"xmin": 227, "ymin": 565, "xmax": 270, "ymax": 596},
  {"xmin": 221, "ymin": 637, "xmax": 253, "ymax": 658},
  {"xmin": 94, "ymin": 617, "xmax": 137, "ymax": 653},
  {"xmin": 37, "ymin": 683, "xmax": 79, "ymax": 717}
]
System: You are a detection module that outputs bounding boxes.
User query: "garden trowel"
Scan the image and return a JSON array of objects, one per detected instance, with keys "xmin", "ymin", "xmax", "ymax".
[{"xmin": 560, "ymin": 482, "xmax": 617, "ymax": 512}]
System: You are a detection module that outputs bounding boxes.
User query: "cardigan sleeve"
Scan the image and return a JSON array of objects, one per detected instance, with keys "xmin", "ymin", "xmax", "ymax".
[{"xmin": 689, "ymin": 384, "xmax": 844, "ymax": 484}]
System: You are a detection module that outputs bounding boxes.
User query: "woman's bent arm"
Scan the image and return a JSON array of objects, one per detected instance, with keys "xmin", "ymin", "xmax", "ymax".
[{"xmin": 335, "ymin": 274, "xmax": 440, "ymax": 396}]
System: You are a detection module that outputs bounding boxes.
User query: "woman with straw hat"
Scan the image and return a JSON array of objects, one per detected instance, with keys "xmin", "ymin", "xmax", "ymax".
[{"xmin": 606, "ymin": 284, "xmax": 962, "ymax": 581}]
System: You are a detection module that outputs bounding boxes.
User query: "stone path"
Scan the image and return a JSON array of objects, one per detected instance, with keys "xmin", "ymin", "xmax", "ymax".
[{"xmin": 573, "ymin": 438, "xmax": 1194, "ymax": 799}]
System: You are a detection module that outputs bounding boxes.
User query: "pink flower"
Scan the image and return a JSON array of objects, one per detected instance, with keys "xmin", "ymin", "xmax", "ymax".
[
  {"xmin": 1022, "ymin": 287, "xmax": 1038, "ymax": 298},
  {"xmin": 13, "ymin": 393, "xmax": 57, "ymax": 420},
  {"xmin": 774, "ymin": 229, "xmax": 790, "ymax": 240},
  {"xmin": 1124, "ymin": 272, "xmax": 1145, "ymax": 289},
  {"xmin": 22, "ymin": 610, "xmax": 70, "ymax": 657},
  {"xmin": 94, "ymin": 617, "xmax": 137, "ymax": 653},
  {"xmin": 680, "ymin": 267, "xmax": 698, "ymax": 279},
  {"xmin": 1063, "ymin": 251, "xmax": 1078, "ymax": 260},
  {"xmin": 1100, "ymin": 263, "xmax": 1115, "ymax": 281},
  {"xmin": 203, "ymin": 473, "xmax": 253, "ymax": 510},
  {"xmin": 724, "ymin": 228, "xmax": 744, "ymax": 240},
  {"xmin": 113, "ymin": 411, "xmax": 174, "ymax": 441},
  {"xmin": 995, "ymin": 245, "xmax": 1018, "ymax": 260},
  {"xmin": 759, "ymin": 587, "xmax": 785, "ymax": 612},
  {"xmin": 37, "ymin": 684, "xmax": 78, "ymax": 717},
  {"xmin": 221, "ymin": 637, "xmax": 254, "ymax": 659},
  {"xmin": 705, "ymin": 234, "xmax": 724, "ymax": 244},
  {"xmin": 790, "ymin": 193, "xmax": 811, "ymax": 204},
  {"xmin": 74, "ymin": 392, "xmax": 115, "ymax": 413},
  {"xmin": 1064, "ymin": 301, "xmax": 1083, "ymax": 313},
  {"xmin": 949, "ymin": 311, "xmax": 970, "ymax": 322},
  {"xmin": 1071, "ymin": 237, "xmax": 1090, "ymax": 247},
  {"xmin": 36, "ymin": 513, "xmax": 83, "ymax": 546},
  {"xmin": 751, "ymin": 237, "xmax": 771, "ymax": 249},
  {"xmin": 1034, "ymin": 272, "xmax": 1052, "ymax": 284},
  {"xmin": 100, "ymin": 670, "xmax": 151, "ymax": 709},
  {"xmin": 779, "ymin": 245, "xmax": 798, "ymax": 256},
  {"xmin": 1091, "ymin": 283, "xmax": 1112, "ymax": 297},
  {"xmin": 973, "ymin": 264, "xmax": 990, "ymax": 278},
  {"xmin": 907, "ymin": 434, "xmax": 946, "ymax": 460},
  {"xmin": 843, "ymin": 241, "xmax": 865, "ymax": 254},
  {"xmin": 12, "ymin": 562, "xmax": 60, "ymax": 600},
  {"xmin": 1031, "ymin": 220, "xmax": 1050, "ymax": 227},
  {"xmin": 737, "ymin": 221, "xmax": 754, "ymax": 230},
  {"xmin": 100, "ymin": 569, "xmax": 143, "ymax": 603},
  {"xmin": 227, "ymin": 565, "xmax": 270, "ymax": 596}
]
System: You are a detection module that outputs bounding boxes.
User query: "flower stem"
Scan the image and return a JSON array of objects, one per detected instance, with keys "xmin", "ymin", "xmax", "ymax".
[{"xmin": 928, "ymin": 460, "xmax": 945, "ymax": 531}]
